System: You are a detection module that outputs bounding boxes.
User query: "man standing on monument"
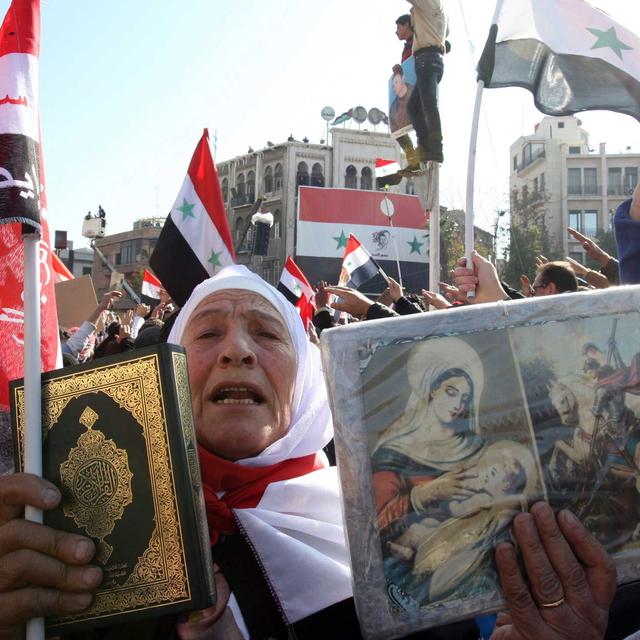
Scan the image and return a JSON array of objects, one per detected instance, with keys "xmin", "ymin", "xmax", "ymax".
[{"xmin": 406, "ymin": 0, "xmax": 447, "ymax": 165}]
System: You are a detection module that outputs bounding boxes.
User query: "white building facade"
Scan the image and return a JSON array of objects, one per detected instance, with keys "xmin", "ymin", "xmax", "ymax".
[{"xmin": 509, "ymin": 115, "xmax": 639, "ymax": 262}]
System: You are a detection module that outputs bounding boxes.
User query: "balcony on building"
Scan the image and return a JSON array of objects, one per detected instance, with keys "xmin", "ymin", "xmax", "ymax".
[{"xmin": 516, "ymin": 143, "xmax": 545, "ymax": 175}]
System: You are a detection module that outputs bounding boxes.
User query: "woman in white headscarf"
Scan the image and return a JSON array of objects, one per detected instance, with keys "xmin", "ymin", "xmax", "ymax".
[
  {"xmin": 372, "ymin": 337, "xmax": 487, "ymax": 534},
  {"xmin": 167, "ymin": 265, "xmax": 355, "ymax": 639}
]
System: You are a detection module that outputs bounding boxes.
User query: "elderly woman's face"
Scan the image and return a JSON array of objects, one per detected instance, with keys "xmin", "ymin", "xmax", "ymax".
[{"xmin": 181, "ymin": 289, "xmax": 296, "ymax": 460}]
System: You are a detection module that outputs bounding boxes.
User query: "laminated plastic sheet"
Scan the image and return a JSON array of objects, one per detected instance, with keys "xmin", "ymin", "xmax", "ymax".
[{"xmin": 321, "ymin": 286, "xmax": 640, "ymax": 639}]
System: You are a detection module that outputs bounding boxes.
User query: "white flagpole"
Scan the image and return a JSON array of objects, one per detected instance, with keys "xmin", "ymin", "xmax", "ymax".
[
  {"xmin": 429, "ymin": 164, "xmax": 440, "ymax": 294},
  {"xmin": 465, "ymin": 0, "xmax": 505, "ymax": 298},
  {"xmin": 23, "ymin": 231, "xmax": 44, "ymax": 640}
]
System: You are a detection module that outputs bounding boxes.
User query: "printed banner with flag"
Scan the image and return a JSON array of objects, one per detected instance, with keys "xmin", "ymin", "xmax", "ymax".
[
  {"xmin": 141, "ymin": 268, "xmax": 162, "ymax": 305},
  {"xmin": 0, "ymin": 0, "xmax": 60, "ymax": 409},
  {"xmin": 340, "ymin": 234, "xmax": 381, "ymax": 289},
  {"xmin": 296, "ymin": 186, "xmax": 429, "ymax": 292},
  {"xmin": 331, "ymin": 108, "xmax": 353, "ymax": 126},
  {"xmin": 478, "ymin": 0, "xmax": 640, "ymax": 122},
  {"xmin": 150, "ymin": 129, "xmax": 235, "ymax": 307},
  {"xmin": 51, "ymin": 251, "xmax": 73, "ymax": 283},
  {"xmin": 277, "ymin": 256, "xmax": 315, "ymax": 330}
]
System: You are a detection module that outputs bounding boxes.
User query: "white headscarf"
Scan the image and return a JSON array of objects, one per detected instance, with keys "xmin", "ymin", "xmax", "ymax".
[
  {"xmin": 168, "ymin": 264, "xmax": 333, "ymax": 467},
  {"xmin": 374, "ymin": 336, "xmax": 486, "ymax": 469}
]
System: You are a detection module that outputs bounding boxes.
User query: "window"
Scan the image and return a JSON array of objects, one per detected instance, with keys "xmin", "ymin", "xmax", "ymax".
[
  {"xmin": 520, "ymin": 143, "xmax": 545, "ymax": 170},
  {"xmin": 608, "ymin": 167, "xmax": 622, "ymax": 195},
  {"xmin": 625, "ymin": 167, "xmax": 638, "ymax": 195},
  {"xmin": 584, "ymin": 168, "xmax": 598, "ymax": 195},
  {"xmin": 568, "ymin": 210, "xmax": 598, "ymax": 237},
  {"xmin": 246, "ymin": 171, "xmax": 255, "ymax": 202},
  {"xmin": 236, "ymin": 173, "xmax": 245, "ymax": 198},
  {"xmin": 533, "ymin": 177, "xmax": 538, "ymax": 193},
  {"xmin": 234, "ymin": 216, "xmax": 244, "ymax": 244},
  {"xmin": 221, "ymin": 177, "xmax": 229, "ymax": 202},
  {"xmin": 311, "ymin": 163, "xmax": 324, "ymax": 187},
  {"xmin": 119, "ymin": 239, "xmax": 142, "ymax": 265},
  {"xmin": 296, "ymin": 162, "xmax": 309, "ymax": 187},
  {"xmin": 568, "ymin": 168, "xmax": 582, "ymax": 195},
  {"xmin": 345, "ymin": 165, "xmax": 358, "ymax": 189},
  {"xmin": 569, "ymin": 146, "xmax": 581, "ymax": 154},
  {"xmin": 583, "ymin": 210, "xmax": 598, "ymax": 237},
  {"xmin": 82, "ymin": 266, "xmax": 92, "ymax": 276},
  {"xmin": 274, "ymin": 164, "xmax": 283, "ymax": 191},
  {"xmin": 264, "ymin": 166, "xmax": 273, "ymax": 193},
  {"xmin": 569, "ymin": 210, "xmax": 581, "ymax": 231},
  {"xmin": 272, "ymin": 210, "xmax": 281, "ymax": 239},
  {"xmin": 540, "ymin": 173, "xmax": 545, "ymax": 192},
  {"xmin": 513, "ymin": 155, "xmax": 517, "ymax": 171},
  {"xmin": 406, "ymin": 178, "xmax": 416, "ymax": 195},
  {"xmin": 361, "ymin": 167, "xmax": 373, "ymax": 190},
  {"xmin": 558, "ymin": 122, "xmax": 565, "ymax": 128},
  {"xmin": 569, "ymin": 252, "xmax": 583, "ymax": 264}
]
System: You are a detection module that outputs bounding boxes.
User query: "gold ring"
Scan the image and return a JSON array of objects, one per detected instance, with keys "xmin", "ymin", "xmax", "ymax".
[{"xmin": 539, "ymin": 597, "xmax": 565, "ymax": 609}]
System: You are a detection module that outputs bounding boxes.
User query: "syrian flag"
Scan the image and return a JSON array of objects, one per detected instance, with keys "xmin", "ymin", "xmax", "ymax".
[
  {"xmin": 141, "ymin": 268, "xmax": 161, "ymax": 305},
  {"xmin": 0, "ymin": 0, "xmax": 60, "ymax": 409},
  {"xmin": 150, "ymin": 129, "xmax": 235, "ymax": 307},
  {"xmin": 478, "ymin": 0, "xmax": 640, "ymax": 123},
  {"xmin": 51, "ymin": 252, "xmax": 73, "ymax": 283},
  {"xmin": 339, "ymin": 234, "xmax": 381, "ymax": 289},
  {"xmin": 278, "ymin": 256, "xmax": 315, "ymax": 330},
  {"xmin": 375, "ymin": 158, "xmax": 401, "ymax": 178}
]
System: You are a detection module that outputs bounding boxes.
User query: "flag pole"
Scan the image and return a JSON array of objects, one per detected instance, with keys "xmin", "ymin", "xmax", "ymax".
[
  {"xmin": 23, "ymin": 230, "xmax": 44, "ymax": 640},
  {"xmin": 428, "ymin": 163, "xmax": 440, "ymax": 295},
  {"xmin": 466, "ymin": 0, "xmax": 504, "ymax": 296}
]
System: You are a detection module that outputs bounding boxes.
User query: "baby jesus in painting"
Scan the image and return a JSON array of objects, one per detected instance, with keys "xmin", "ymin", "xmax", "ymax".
[{"xmin": 387, "ymin": 441, "xmax": 538, "ymax": 600}]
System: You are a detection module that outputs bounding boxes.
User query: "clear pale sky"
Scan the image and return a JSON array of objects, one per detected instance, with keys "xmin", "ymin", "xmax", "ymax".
[{"xmin": 11, "ymin": 0, "xmax": 640, "ymax": 245}]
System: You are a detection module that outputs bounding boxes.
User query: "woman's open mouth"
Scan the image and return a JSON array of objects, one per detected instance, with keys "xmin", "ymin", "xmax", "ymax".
[{"xmin": 211, "ymin": 386, "xmax": 264, "ymax": 405}]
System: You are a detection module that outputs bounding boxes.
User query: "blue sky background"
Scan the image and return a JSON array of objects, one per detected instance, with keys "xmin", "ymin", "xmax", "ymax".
[{"xmin": 7, "ymin": 0, "xmax": 639, "ymax": 245}]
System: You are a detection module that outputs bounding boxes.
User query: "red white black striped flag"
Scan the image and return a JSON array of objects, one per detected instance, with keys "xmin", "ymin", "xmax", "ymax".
[{"xmin": 150, "ymin": 129, "xmax": 235, "ymax": 307}]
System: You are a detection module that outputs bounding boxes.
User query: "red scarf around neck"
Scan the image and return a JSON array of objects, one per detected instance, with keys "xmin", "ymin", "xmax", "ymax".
[{"xmin": 198, "ymin": 444, "xmax": 325, "ymax": 544}]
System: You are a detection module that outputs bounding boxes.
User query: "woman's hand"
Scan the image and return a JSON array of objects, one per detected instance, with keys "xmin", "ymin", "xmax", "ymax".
[
  {"xmin": 0, "ymin": 474, "xmax": 102, "ymax": 636},
  {"xmin": 176, "ymin": 565, "xmax": 242, "ymax": 640},
  {"xmin": 493, "ymin": 502, "xmax": 616, "ymax": 640}
]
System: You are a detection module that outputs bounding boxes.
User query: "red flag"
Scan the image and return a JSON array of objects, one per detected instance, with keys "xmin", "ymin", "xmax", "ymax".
[
  {"xmin": 141, "ymin": 268, "xmax": 162, "ymax": 301},
  {"xmin": 51, "ymin": 251, "xmax": 73, "ymax": 283},
  {"xmin": 295, "ymin": 292, "xmax": 314, "ymax": 331},
  {"xmin": 0, "ymin": 0, "xmax": 59, "ymax": 409}
]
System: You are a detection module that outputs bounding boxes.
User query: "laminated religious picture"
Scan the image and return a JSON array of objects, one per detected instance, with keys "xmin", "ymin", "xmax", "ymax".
[
  {"xmin": 321, "ymin": 286, "xmax": 640, "ymax": 639},
  {"xmin": 11, "ymin": 343, "xmax": 216, "ymax": 635}
]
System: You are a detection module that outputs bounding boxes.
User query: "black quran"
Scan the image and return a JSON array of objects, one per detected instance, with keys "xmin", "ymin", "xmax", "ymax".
[{"xmin": 10, "ymin": 343, "xmax": 216, "ymax": 634}]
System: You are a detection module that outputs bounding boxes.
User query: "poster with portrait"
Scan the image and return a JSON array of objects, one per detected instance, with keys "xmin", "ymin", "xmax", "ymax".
[
  {"xmin": 321, "ymin": 286, "xmax": 640, "ymax": 639},
  {"xmin": 388, "ymin": 56, "xmax": 416, "ymax": 137}
]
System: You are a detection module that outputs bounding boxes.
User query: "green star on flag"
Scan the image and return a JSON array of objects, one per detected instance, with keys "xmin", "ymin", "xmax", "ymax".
[
  {"xmin": 408, "ymin": 236, "xmax": 424, "ymax": 255},
  {"xmin": 176, "ymin": 197, "xmax": 196, "ymax": 220},
  {"xmin": 587, "ymin": 26, "xmax": 633, "ymax": 60},
  {"xmin": 208, "ymin": 250, "xmax": 222, "ymax": 268},
  {"xmin": 333, "ymin": 230, "xmax": 348, "ymax": 250}
]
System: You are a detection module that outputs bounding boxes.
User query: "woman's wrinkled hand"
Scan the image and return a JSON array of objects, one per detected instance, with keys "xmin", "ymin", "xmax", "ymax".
[
  {"xmin": 493, "ymin": 502, "xmax": 616, "ymax": 640},
  {"xmin": 0, "ymin": 474, "xmax": 102, "ymax": 636}
]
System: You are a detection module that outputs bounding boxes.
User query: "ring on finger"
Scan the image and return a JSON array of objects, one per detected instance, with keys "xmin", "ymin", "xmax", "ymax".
[{"xmin": 538, "ymin": 596, "xmax": 565, "ymax": 609}]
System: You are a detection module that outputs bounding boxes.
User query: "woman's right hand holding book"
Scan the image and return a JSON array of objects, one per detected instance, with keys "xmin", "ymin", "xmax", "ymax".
[{"xmin": 0, "ymin": 473, "xmax": 102, "ymax": 635}]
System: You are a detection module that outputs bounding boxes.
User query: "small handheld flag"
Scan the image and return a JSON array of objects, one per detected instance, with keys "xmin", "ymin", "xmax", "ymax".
[
  {"xmin": 339, "ymin": 234, "xmax": 381, "ymax": 289},
  {"xmin": 278, "ymin": 256, "xmax": 315, "ymax": 330},
  {"xmin": 141, "ymin": 268, "xmax": 162, "ymax": 305}
]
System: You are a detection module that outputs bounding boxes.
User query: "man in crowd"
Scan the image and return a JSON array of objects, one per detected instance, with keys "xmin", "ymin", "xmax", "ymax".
[
  {"xmin": 531, "ymin": 261, "xmax": 578, "ymax": 297},
  {"xmin": 405, "ymin": 0, "xmax": 447, "ymax": 165},
  {"xmin": 615, "ymin": 183, "xmax": 640, "ymax": 284}
]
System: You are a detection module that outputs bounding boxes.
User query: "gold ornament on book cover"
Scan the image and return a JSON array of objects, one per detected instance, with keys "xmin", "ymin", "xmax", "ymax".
[{"xmin": 59, "ymin": 405, "xmax": 133, "ymax": 564}]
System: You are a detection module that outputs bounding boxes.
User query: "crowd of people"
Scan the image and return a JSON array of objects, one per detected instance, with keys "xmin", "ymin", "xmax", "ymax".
[{"xmin": 0, "ymin": 186, "xmax": 637, "ymax": 639}]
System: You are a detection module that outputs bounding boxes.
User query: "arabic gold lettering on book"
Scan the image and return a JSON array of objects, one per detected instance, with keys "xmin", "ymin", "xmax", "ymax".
[{"xmin": 60, "ymin": 406, "xmax": 133, "ymax": 564}]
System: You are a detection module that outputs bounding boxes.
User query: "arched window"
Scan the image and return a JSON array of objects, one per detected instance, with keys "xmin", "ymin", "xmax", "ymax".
[
  {"xmin": 345, "ymin": 165, "xmax": 358, "ymax": 189},
  {"xmin": 264, "ymin": 166, "xmax": 273, "ymax": 193},
  {"xmin": 234, "ymin": 216, "xmax": 244, "ymax": 244},
  {"xmin": 405, "ymin": 178, "xmax": 416, "ymax": 195},
  {"xmin": 236, "ymin": 173, "xmax": 245, "ymax": 198},
  {"xmin": 274, "ymin": 164, "xmax": 283, "ymax": 191},
  {"xmin": 247, "ymin": 171, "xmax": 255, "ymax": 202},
  {"xmin": 361, "ymin": 167, "xmax": 373, "ymax": 191},
  {"xmin": 272, "ymin": 209, "xmax": 282, "ymax": 240},
  {"xmin": 221, "ymin": 177, "xmax": 229, "ymax": 202},
  {"xmin": 297, "ymin": 162, "xmax": 310, "ymax": 187},
  {"xmin": 311, "ymin": 163, "xmax": 324, "ymax": 187}
]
